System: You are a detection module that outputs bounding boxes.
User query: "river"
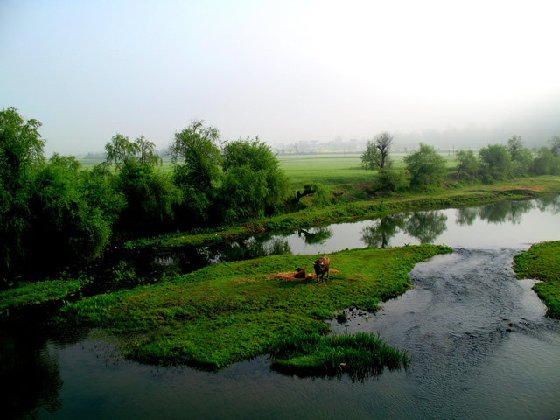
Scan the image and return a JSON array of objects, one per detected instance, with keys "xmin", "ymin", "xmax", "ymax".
[{"xmin": 3, "ymin": 195, "xmax": 560, "ymax": 419}]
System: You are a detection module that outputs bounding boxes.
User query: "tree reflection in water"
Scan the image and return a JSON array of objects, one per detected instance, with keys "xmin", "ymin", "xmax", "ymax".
[
  {"xmin": 404, "ymin": 211, "xmax": 448, "ymax": 244},
  {"xmin": 455, "ymin": 198, "xmax": 550, "ymax": 226},
  {"xmin": 361, "ymin": 215, "xmax": 406, "ymax": 248},
  {"xmin": 297, "ymin": 227, "xmax": 333, "ymax": 245},
  {"xmin": 536, "ymin": 194, "xmax": 560, "ymax": 214},
  {"xmin": 1, "ymin": 330, "xmax": 63, "ymax": 418}
]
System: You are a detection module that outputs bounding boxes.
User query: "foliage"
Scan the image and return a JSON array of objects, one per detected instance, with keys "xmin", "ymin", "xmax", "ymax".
[
  {"xmin": 507, "ymin": 136, "xmax": 533, "ymax": 177},
  {"xmin": 373, "ymin": 167, "xmax": 409, "ymax": 192},
  {"xmin": 128, "ymin": 179, "xmax": 560, "ymax": 250},
  {"xmin": 530, "ymin": 147, "xmax": 560, "ymax": 176},
  {"xmin": 479, "ymin": 143, "xmax": 512, "ymax": 182},
  {"xmin": 116, "ymin": 159, "xmax": 180, "ymax": 233},
  {"xmin": 105, "ymin": 134, "xmax": 161, "ymax": 168},
  {"xmin": 27, "ymin": 154, "xmax": 115, "ymax": 271},
  {"xmin": 170, "ymin": 121, "xmax": 222, "ymax": 226},
  {"xmin": 218, "ymin": 138, "xmax": 289, "ymax": 223},
  {"xmin": 361, "ymin": 132, "xmax": 393, "ymax": 171},
  {"xmin": 270, "ymin": 332, "xmax": 408, "ymax": 380},
  {"xmin": 514, "ymin": 241, "xmax": 560, "ymax": 318},
  {"xmin": 0, "ymin": 279, "xmax": 83, "ymax": 316},
  {"xmin": 404, "ymin": 144, "xmax": 448, "ymax": 190},
  {"xmin": 134, "ymin": 136, "xmax": 161, "ymax": 166},
  {"xmin": 57, "ymin": 245, "xmax": 451, "ymax": 369},
  {"xmin": 456, "ymin": 150, "xmax": 480, "ymax": 181},
  {"xmin": 0, "ymin": 107, "xmax": 45, "ymax": 281},
  {"xmin": 105, "ymin": 134, "xmax": 138, "ymax": 169}
]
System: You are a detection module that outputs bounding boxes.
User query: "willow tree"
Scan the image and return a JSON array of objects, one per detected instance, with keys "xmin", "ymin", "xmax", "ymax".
[
  {"xmin": 170, "ymin": 120, "xmax": 222, "ymax": 226},
  {"xmin": 0, "ymin": 107, "xmax": 45, "ymax": 281}
]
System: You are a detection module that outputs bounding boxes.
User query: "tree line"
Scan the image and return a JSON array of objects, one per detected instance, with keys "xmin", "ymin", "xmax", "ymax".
[
  {"xmin": 0, "ymin": 108, "xmax": 288, "ymax": 283},
  {"xmin": 3, "ymin": 107, "xmax": 560, "ymax": 284},
  {"xmin": 361, "ymin": 132, "xmax": 560, "ymax": 191}
]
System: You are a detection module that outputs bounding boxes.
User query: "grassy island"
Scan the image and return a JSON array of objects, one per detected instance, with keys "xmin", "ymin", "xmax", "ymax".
[
  {"xmin": 56, "ymin": 245, "xmax": 451, "ymax": 371},
  {"xmin": 514, "ymin": 241, "xmax": 560, "ymax": 318}
]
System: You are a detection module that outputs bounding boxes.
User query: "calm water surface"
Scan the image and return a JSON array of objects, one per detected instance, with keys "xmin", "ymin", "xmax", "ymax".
[{"xmin": 4, "ymin": 196, "xmax": 560, "ymax": 419}]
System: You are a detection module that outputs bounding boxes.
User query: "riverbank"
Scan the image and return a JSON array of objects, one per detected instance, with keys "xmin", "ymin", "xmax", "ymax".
[
  {"xmin": 125, "ymin": 176, "xmax": 560, "ymax": 250},
  {"xmin": 514, "ymin": 241, "xmax": 560, "ymax": 318},
  {"xmin": 55, "ymin": 245, "xmax": 451, "ymax": 370}
]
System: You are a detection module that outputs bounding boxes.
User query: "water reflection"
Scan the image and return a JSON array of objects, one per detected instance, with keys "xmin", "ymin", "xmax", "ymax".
[
  {"xmin": 476, "ymin": 200, "xmax": 534, "ymax": 225},
  {"xmin": 1, "ymin": 329, "xmax": 63, "ymax": 418},
  {"xmin": 100, "ymin": 195, "xmax": 560, "ymax": 289},
  {"xmin": 297, "ymin": 227, "xmax": 333, "ymax": 245},
  {"xmin": 405, "ymin": 211, "xmax": 448, "ymax": 243},
  {"xmin": 361, "ymin": 215, "xmax": 406, "ymax": 248},
  {"xmin": 536, "ymin": 194, "xmax": 560, "ymax": 214},
  {"xmin": 361, "ymin": 211, "xmax": 448, "ymax": 248}
]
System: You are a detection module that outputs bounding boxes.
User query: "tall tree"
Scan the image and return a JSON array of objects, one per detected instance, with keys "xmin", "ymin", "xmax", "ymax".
[
  {"xmin": 404, "ymin": 144, "xmax": 447, "ymax": 190},
  {"xmin": 170, "ymin": 121, "xmax": 222, "ymax": 226},
  {"xmin": 134, "ymin": 136, "xmax": 161, "ymax": 166},
  {"xmin": 219, "ymin": 138, "xmax": 288, "ymax": 222},
  {"xmin": 105, "ymin": 134, "xmax": 138, "ymax": 168},
  {"xmin": 456, "ymin": 150, "xmax": 480, "ymax": 181},
  {"xmin": 479, "ymin": 144, "xmax": 512, "ymax": 182},
  {"xmin": 0, "ymin": 107, "xmax": 45, "ymax": 281},
  {"xmin": 507, "ymin": 135, "xmax": 533, "ymax": 177}
]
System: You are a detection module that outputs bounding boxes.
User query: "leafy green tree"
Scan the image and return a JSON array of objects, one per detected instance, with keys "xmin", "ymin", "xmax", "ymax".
[
  {"xmin": 134, "ymin": 136, "xmax": 161, "ymax": 166},
  {"xmin": 478, "ymin": 144, "xmax": 512, "ymax": 182},
  {"xmin": 27, "ymin": 154, "xmax": 115, "ymax": 273},
  {"xmin": 404, "ymin": 144, "xmax": 447, "ymax": 190},
  {"xmin": 374, "ymin": 168, "xmax": 409, "ymax": 192},
  {"xmin": 361, "ymin": 132, "xmax": 393, "ymax": 171},
  {"xmin": 0, "ymin": 107, "xmax": 45, "ymax": 281},
  {"xmin": 116, "ymin": 159, "xmax": 180, "ymax": 233},
  {"xmin": 170, "ymin": 121, "xmax": 222, "ymax": 226},
  {"xmin": 456, "ymin": 150, "xmax": 480, "ymax": 181},
  {"xmin": 507, "ymin": 135, "xmax": 533, "ymax": 177},
  {"xmin": 105, "ymin": 134, "xmax": 138, "ymax": 168},
  {"xmin": 530, "ymin": 147, "xmax": 560, "ymax": 175},
  {"xmin": 81, "ymin": 163, "xmax": 126, "ymax": 228},
  {"xmin": 219, "ymin": 138, "xmax": 289, "ymax": 223}
]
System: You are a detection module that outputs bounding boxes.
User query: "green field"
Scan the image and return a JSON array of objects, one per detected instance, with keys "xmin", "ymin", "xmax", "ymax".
[{"xmin": 78, "ymin": 152, "xmax": 459, "ymax": 188}]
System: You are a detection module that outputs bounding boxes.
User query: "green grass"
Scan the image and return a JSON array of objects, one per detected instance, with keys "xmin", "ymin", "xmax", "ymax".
[
  {"xmin": 278, "ymin": 152, "xmax": 458, "ymax": 188},
  {"xmin": 270, "ymin": 331, "xmax": 408, "ymax": 380},
  {"xmin": 57, "ymin": 244, "xmax": 451, "ymax": 369},
  {"xmin": 514, "ymin": 241, "xmax": 560, "ymax": 318},
  {"xmin": 0, "ymin": 279, "xmax": 84, "ymax": 318}
]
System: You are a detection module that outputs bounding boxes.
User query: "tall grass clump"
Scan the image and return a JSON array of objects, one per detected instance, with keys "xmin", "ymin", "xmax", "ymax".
[{"xmin": 270, "ymin": 331, "xmax": 408, "ymax": 381}]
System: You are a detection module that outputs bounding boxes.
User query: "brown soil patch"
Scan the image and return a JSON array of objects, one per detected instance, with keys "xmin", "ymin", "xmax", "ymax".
[{"xmin": 273, "ymin": 269, "xmax": 340, "ymax": 282}]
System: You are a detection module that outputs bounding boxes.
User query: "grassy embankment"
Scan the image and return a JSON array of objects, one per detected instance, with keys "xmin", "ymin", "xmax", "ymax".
[
  {"xmin": 55, "ymin": 245, "xmax": 450, "ymax": 374},
  {"xmin": 126, "ymin": 175, "xmax": 560, "ymax": 250},
  {"xmin": 0, "ymin": 279, "xmax": 83, "ymax": 319},
  {"xmin": 514, "ymin": 241, "xmax": 560, "ymax": 318}
]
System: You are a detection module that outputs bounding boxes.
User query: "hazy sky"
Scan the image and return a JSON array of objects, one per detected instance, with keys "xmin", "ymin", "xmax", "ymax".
[{"xmin": 1, "ymin": 0, "xmax": 560, "ymax": 154}]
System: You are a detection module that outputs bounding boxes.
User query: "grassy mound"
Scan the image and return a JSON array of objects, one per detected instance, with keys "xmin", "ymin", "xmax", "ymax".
[
  {"xmin": 514, "ymin": 241, "xmax": 560, "ymax": 318},
  {"xmin": 57, "ymin": 245, "xmax": 451, "ymax": 369},
  {"xmin": 271, "ymin": 332, "xmax": 408, "ymax": 381}
]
